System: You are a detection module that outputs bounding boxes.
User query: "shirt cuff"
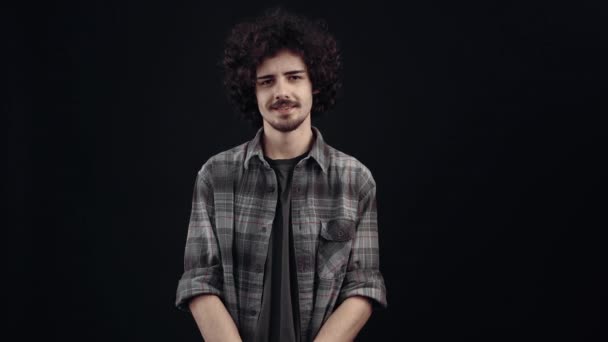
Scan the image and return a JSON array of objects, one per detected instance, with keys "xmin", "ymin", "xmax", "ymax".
[
  {"xmin": 175, "ymin": 265, "xmax": 223, "ymax": 312},
  {"xmin": 337, "ymin": 269, "xmax": 387, "ymax": 310}
]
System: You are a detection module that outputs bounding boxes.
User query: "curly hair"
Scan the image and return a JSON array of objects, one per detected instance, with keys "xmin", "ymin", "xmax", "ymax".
[{"xmin": 222, "ymin": 7, "xmax": 342, "ymax": 128}]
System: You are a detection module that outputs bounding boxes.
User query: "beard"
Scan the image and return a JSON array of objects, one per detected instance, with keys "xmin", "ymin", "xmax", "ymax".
[{"xmin": 263, "ymin": 108, "xmax": 310, "ymax": 133}]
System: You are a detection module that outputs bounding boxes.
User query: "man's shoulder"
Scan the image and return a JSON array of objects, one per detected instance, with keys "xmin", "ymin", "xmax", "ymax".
[
  {"xmin": 326, "ymin": 143, "xmax": 373, "ymax": 175},
  {"xmin": 209, "ymin": 141, "xmax": 249, "ymax": 164},
  {"xmin": 325, "ymin": 143, "xmax": 375, "ymax": 185},
  {"xmin": 196, "ymin": 141, "xmax": 249, "ymax": 176}
]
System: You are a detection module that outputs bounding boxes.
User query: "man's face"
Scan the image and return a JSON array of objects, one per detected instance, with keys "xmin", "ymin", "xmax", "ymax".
[{"xmin": 255, "ymin": 49, "xmax": 316, "ymax": 133}]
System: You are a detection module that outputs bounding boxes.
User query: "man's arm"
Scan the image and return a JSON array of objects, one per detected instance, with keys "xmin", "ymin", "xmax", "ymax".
[
  {"xmin": 313, "ymin": 296, "xmax": 372, "ymax": 342},
  {"xmin": 314, "ymin": 167, "xmax": 387, "ymax": 341},
  {"xmin": 335, "ymin": 168, "xmax": 387, "ymax": 308},
  {"xmin": 189, "ymin": 294, "xmax": 242, "ymax": 342},
  {"xmin": 176, "ymin": 164, "xmax": 240, "ymax": 339}
]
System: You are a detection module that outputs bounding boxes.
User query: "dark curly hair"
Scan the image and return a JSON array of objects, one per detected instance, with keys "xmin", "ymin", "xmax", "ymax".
[{"xmin": 222, "ymin": 7, "xmax": 342, "ymax": 128}]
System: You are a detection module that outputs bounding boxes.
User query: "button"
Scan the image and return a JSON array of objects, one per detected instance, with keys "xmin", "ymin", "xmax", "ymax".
[
  {"xmin": 337, "ymin": 229, "xmax": 344, "ymax": 238},
  {"xmin": 296, "ymin": 187, "xmax": 301, "ymax": 193},
  {"xmin": 267, "ymin": 186, "xmax": 275, "ymax": 193},
  {"xmin": 248, "ymin": 309, "xmax": 257, "ymax": 317},
  {"xmin": 261, "ymin": 226, "xmax": 267, "ymax": 232}
]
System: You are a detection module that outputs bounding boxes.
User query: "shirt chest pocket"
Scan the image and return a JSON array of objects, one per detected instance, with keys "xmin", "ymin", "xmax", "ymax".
[{"xmin": 316, "ymin": 218, "xmax": 356, "ymax": 279}]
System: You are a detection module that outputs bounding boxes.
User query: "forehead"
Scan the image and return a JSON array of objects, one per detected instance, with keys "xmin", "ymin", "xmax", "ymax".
[{"xmin": 256, "ymin": 49, "xmax": 307, "ymax": 76}]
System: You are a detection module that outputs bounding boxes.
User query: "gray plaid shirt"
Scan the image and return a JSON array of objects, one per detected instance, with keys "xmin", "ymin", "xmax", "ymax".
[{"xmin": 176, "ymin": 126, "xmax": 387, "ymax": 341}]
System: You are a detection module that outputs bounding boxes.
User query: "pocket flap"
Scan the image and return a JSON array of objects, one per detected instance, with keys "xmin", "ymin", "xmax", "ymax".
[{"xmin": 320, "ymin": 218, "xmax": 355, "ymax": 242}]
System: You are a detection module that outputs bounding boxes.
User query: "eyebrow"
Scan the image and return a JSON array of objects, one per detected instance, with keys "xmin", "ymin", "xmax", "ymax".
[{"xmin": 256, "ymin": 70, "xmax": 306, "ymax": 80}]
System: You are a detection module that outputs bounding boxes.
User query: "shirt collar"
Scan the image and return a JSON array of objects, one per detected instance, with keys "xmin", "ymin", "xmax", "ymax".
[{"xmin": 244, "ymin": 125, "xmax": 329, "ymax": 174}]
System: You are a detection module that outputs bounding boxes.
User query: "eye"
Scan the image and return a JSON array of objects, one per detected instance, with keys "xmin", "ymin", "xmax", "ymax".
[
  {"xmin": 258, "ymin": 79, "xmax": 273, "ymax": 86},
  {"xmin": 289, "ymin": 75, "xmax": 302, "ymax": 81}
]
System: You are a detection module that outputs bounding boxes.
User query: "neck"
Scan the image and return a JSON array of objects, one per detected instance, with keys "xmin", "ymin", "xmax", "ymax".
[{"xmin": 262, "ymin": 124, "xmax": 314, "ymax": 160}]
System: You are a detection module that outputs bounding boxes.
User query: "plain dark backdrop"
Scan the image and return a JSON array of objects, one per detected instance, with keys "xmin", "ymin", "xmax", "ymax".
[{"xmin": 7, "ymin": 1, "xmax": 606, "ymax": 341}]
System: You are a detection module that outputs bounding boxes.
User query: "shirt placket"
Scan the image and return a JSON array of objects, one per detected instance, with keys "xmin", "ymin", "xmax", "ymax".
[
  {"xmin": 291, "ymin": 159, "xmax": 314, "ymax": 337},
  {"xmin": 247, "ymin": 160, "xmax": 279, "ymax": 324}
]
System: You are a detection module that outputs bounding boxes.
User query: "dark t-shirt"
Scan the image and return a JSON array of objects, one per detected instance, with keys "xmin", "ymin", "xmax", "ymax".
[{"xmin": 255, "ymin": 151, "xmax": 307, "ymax": 342}]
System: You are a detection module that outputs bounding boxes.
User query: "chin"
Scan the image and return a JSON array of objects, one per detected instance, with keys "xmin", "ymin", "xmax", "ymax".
[{"xmin": 270, "ymin": 117, "xmax": 306, "ymax": 133}]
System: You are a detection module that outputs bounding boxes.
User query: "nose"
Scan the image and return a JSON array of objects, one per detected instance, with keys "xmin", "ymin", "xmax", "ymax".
[{"xmin": 274, "ymin": 78, "xmax": 290, "ymax": 100}]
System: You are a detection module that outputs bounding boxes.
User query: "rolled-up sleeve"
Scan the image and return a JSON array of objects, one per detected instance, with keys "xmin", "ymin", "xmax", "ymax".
[
  {"xmin": 175, "ymin": 164, "xmax": 223, "ymax": 312},
  {"xmin": 337, "ymin": 171, "xmax": 388, "ymax": 310}
]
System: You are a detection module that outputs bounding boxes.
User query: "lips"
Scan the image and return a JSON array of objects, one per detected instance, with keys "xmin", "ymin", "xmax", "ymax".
[
  {"xmin": 271, "ymin": 100, "xmax": 297, "ymax": 110},
  {"xmin": 273, "ymin": 105, "xmax": 296, "ymax": 113}
]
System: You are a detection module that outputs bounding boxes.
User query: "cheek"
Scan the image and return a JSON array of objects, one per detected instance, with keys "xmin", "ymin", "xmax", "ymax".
[
  {"xmin": 254, "ymin": 91, "xmax": 265, "ymax": 107},
  {"xmin": 304, "ymin": 91, "xmax": 314, "ymax": 106}
]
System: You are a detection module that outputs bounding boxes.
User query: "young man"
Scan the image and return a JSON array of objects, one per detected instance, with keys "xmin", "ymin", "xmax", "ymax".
[{"xmin": 176, "ymin": 8, "xmax": 387, "ymax": 342}]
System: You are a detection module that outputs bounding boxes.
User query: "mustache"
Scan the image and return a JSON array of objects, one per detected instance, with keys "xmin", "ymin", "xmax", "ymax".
[{"xmin": 270, "ymin": 99, "xmax": 299, "ymax": 109}]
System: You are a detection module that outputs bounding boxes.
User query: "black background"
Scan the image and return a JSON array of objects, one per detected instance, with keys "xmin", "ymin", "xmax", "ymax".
[{"xmin": 7, "ymin": 1, "xmax": 607, "ymax": 341}]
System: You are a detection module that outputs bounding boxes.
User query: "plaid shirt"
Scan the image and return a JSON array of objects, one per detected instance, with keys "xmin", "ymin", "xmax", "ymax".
[{"xmin": 176, "ymin": 126, "xmax": 387, "ymax": 341}]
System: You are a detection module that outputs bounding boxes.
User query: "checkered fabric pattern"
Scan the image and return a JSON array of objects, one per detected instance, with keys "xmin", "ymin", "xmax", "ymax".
[{"xmin": 176, "ymin": 126, "xmax": 387, "ymax": 341}]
